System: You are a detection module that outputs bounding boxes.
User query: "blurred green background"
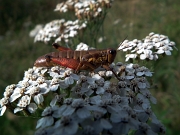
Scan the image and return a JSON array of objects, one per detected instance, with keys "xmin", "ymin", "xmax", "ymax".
[{"xmin": 0, "ymin": 0, "xmax": 180, "ymax": 134}]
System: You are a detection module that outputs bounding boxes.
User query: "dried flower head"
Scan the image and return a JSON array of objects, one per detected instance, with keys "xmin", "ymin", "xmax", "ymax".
[{"xmin": 54, "ymin": 0, "xmax": 113, "ymax": 20}]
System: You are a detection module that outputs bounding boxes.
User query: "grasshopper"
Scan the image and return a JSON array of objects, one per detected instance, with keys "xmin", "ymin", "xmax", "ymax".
[{"xmin": 34, "ymin": 42, "xmax": 124, "ymax": 80}]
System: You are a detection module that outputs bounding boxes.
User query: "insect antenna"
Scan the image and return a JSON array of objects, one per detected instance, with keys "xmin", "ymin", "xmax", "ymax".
[{"xmin": 116, "ymin": 36, "xmax": 128, "ymax": 51}]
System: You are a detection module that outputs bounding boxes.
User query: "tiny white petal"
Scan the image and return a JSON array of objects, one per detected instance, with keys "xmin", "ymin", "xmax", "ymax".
[
  {"xmin": 100, "ymin": 118, "xmax": 112, "ymax": 129},
  {"xmin": 165, "ymin": 50, "xmax": 171, "ymax": 55},
  {"xmin": 87, "ymin": 77, "xmax": 95, "ymax": 84},
  {"xmin": 49, "ymin": 72, "xmax": 59, "ymax": 77},
  {"xmin": 41, "ymin": 68, "xmax": 48, "ymax": 74},
  {"xmin": 50, "ymin": 84, "xmax": 59, "ymax": 91},
  {"xmin": 36, "ymin": 116, "xmax": 54, "ymax": 129},
  {"xmin": 28, "ymin": 103, "xmax": 38, "ymax": 113},
  {"xmin": 59, "ymin": 81, "xmax": 69, "ymax": 89},
  {"xmin": 156, "ymin": 49, "xmax": 164, "ymax": 54},
  {"xmin": 90, "ymin": 96, "xmax": 101, "ymax": 104},
  {"xmin": 87, "ymin": 105, "xmax": 107, "ymax": 114},
  {"xmin": 50, "ymin": 98, "xmax": 57, "ymax": 107},
  {"xmin": 138, "ymin": 82, "xmax": 146, "ymax": 89},
  {"xmin": 58, "ymin": 104, "xmax": 67, "ymax": 115},
  {"xmin": 96, "ymin": 87, "xmax": 105, "ymax": 94},
  {"xmin": 14, "ymin": 107, "xmax": 23, "ymax": 113},
  {"xmin": 64, "ymin": 121, "xmax": 78, "ymax": 135},
  {"xmin": 144, "ymin": 71, "xmax": 153, "ymax": 77},
  {"xmin": 0, "ymin": 106, "xmax": 7, "ymax": 116},
  {"xmin": 150, "ymin": 96, "xmax": 157, "ymax": 104},
  {"xmin": 76, "ymin": 108, "xmax": 90, "ymax": 119},
  {"xmin": 92, "ymin": 74, "xmax": 101, "ymax": 80},
  {"xmin": 10, "ymin": 93, "xmax": 22, "ymax": 102},
  {"xmin": 64, "ymin": 77, "xmax": 74, "ymax": 85},
  {"xmin": 126, "ymin": 75, "xmax": 134, "ymax": 79},
  {"xmin": 136, "ymin": 72, "xmax": 144, "ymax": 76},
  {"xmin": 140, "ymin": 54, "xmax": 147, "ymax": 60},
  {"xmin": 34, "ymin": 94, "xmax": 44, "ymax": 104},
  {"xmin": 70, "ymin": 74, "xmax": 79, "ymax": 80},
  {"xmin": 125, "ymin": 57, "xmax": 130, "ymax": 61},
  {"xmin": 137, "ymin": 49, "xmax": 144, "ymax": 54},
  {"xmin": 126, "ymin": 63, "xmax": 134, "ymax": 68},
  {"xmin": 62, "ymin": 106, "xmax": 75, "ymax": 116},
  {"xmin": 106, "ymin": 71, "xmax": 113, "ymax": 77}
]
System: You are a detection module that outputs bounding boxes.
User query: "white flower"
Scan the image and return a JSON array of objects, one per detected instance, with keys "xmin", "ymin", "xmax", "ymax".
[
  {"xmin": 34, "ymin": 127, "xmax": 54, "ymax": 135},
  {"xmin": 34, "ymin": 19, "xmax": 87, "ymax": 44},
  {"xmin": 3, "ymin": 84, "xmax": 15, "ymax": 98},
  {"xmin": 54, "ymin": 0, "xmax": 113, "ymax": 20},
  {"xmin": 69, "ymin": 30, "xmax": 77, "ymax": 37},
  {"xmin": 17, "ymin": 95, "xmax": 31, "ymax": 108},
  {"xmin": 36, "ymin": 105, "xmax": 62, "ymax": 129},
  {"xmin": 9, "ymin": 87, "xmax": 25, "ymax": 102},
  {"xmin": 135, "ymin": 94, "xmax": 150, "ymax": 110},
  {"xmin": 135, "ymin": 123, "xmax": 157, "ymax": 135},
  {"xmin": 125, "ymin": 54, "xmax": 137, "ymax": 61},
  {"xmin": 50, "ymin": 94, "xmax": 66, "ymax": 106},
  {"xmin": 110, "ymin": 111, "xmax": 139, "ymax": 134},
  {"xmin": 76, "ymin": 42, "xmax": 89, "ymax": 51},
  {"xmin": 29, "ymin": 24, "xmax": 43, "ymax": 37},
  {"xmin": 156, "ymin": 45, "xmax": 172, "ymax": 55},
  {"xmin": 140, "ymin": 49, "xmax": 154, "ymax": 60},
  {"xmin": 53, "ymin": 116, "xmax": 78, "ymax": 135},
  {"xmin": 120, "ymin": 32, "xmax": 176, "ymax": 61},
  {"xmin": 50, "ymin": 78, "xmax": 60, "ymax": 91},
  {"xmin": 17, "ymin": 80, "xmax": 30, "ymax": 88},
  {"xmin": 140, "ymin": 89, "xmax": 157, "ymax": 104},
  {"xmin": 106, "ymin": 71, "xmax": 113, "ymax": 77},
  {"xmin": 0, "ymin": 106, "xmax": 7, "ymax": 116},
  {"xmin": 126, "ymin": 72, "xmax": 135, "ymax": 80},
  {"xmin": 136, "ymin": 66, "xmax": 153, "ymax": 77},
  {"xmin": 54, "ymin": 116, "xmax": 78, "ymax": 135},
  {"xmin": 98, "ymin": 36, "xmax": 106, "ymax": 43},
  {"xmin": 0, "ymin": 97, "xmax": 9, "ymax": 116},
  {"xmin": 91, "ymin": 114, "xmax": 112, "ymax": 133},
  {"xmin": 150, "ymin": 120, "xmax": 166, "ymax": 134},
  {"xmin": 25, "ymin": 85, "xmax": 40, "ymax": 95},
  {"xmin": 14, "ymin": 95, "xmax": 32, "ymax": 113},
  {"xmin": 62, "ymin": 98, "xmax": 91, "ymax": 119}
]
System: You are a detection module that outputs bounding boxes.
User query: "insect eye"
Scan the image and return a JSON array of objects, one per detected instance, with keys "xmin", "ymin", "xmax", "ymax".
[{"xmin": 109, "ymin": 50, "xmax": 116, "ymax": 54}]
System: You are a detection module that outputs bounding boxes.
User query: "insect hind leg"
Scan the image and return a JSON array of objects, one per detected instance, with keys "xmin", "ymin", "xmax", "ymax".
[{"xmin": 75, "ymin": 61, "xmax": 97, "ymax": 73}]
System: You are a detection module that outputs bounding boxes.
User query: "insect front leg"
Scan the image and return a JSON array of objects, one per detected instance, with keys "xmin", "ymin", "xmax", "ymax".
[
  {"xmin": 75, "ymin": 60, "xmax": 96, "ymax": 73},
  {"xmin": 103, "ymin": 65, "xmax": 121, "ymax": 81},
  {"xmin": 75, "ymin": 53, "xmax": 102, "ymax": 72}
]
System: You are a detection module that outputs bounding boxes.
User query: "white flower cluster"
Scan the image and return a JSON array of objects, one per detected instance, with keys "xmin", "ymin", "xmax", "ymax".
[
  {"xmin": 34, "ymin": 19, "xmax": 87, "ymax": 43},
  {"xmin": 76, "ymin": 42, "xmax": 95, "ymax": 50},
  {"xmin": 54, "ymin": 0, "xmax": 113, "ymax": 20},
  {"xmin": 118, "ymin": 32, "xmax": 176, "ymax": 61},
  {"xmin": 0, "ymin": 61, "xmax": 165, "ymax": 134},
  {"xmin": 29, "ymin": 24, "xmax": 44, "ymax": 37}
]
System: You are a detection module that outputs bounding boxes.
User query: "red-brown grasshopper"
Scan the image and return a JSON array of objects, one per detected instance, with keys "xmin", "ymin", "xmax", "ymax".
[{"xmin": 34, "ymin": 42, "xmax": 124, "ymax": 80}]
